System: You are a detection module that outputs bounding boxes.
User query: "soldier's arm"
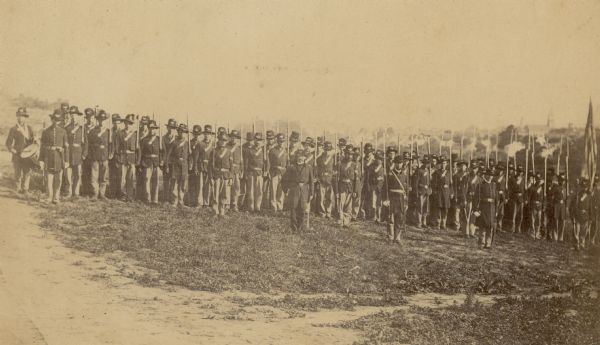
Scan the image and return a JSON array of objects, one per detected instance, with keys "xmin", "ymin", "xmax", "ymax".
[
  {"xmin": 63, "ymin": 130, "xmax": 70, "ymax": 164},
  {"xmin": 5, "ymin": 128, "xmax": 15, "ymax": 153},
  {"xmin": 38, "ymin": 131, "xmax": 46, "ymax": 162}
]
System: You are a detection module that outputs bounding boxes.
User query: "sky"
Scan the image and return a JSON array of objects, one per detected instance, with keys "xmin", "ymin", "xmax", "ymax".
[{"xmin": 1, "ymin": 0, "xmax": 599, "ymax": 132}]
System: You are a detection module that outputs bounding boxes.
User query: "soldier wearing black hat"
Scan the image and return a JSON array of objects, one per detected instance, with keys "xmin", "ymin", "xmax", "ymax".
[
  {"xmin": 569, "ymin": 178, "xmax": 592, "ymax": 250},
  {"xmin": 227, "ymin": 130, "xmax": 243, "ymax": 211},
  {"xmin": 5, "ymin": 107, "xmax": 35, "ymax": 194},
  {"xmin": 528, "ymin": 173, "xmax": 545, "ymax": 239},
  {"xmin": 288, "ymin": 131, "xmax": 302, "ymax": 158},
  {"xmin": 494, "ymin": 162, "xmax": 508, "ymax": 230},
  {"xmin": 281, "ymin": 149, "xmax": 314, "ymax": 232},
  {"xmin": 245, "ymin": 132, "xmax": 265, "ymax": 212},
  {"xmin": 80, "ymin": 108, "xmax": 97, "ymax": 197},
  {"xmin": 550, "ymin": 173, "xmax": 567, "ymax": 241},
  {"xmin": 383, "ymin": 155, "xmax": 410, "ymax": 244},
  {"xmin": 161, "ymin": 118, "xmax": 178, "ymax": 204},
  {"xmin": 362, "ymin": 143, "xmax": 375, "ymax": 220},
  {"xmin": 62, "ymin": 106, "xmax": 86, "ymax": 199},
  {"xmin": 211, "ymin": 133, "xmax": 232, "ymax": 216},
  {"xmin": 107, "ymin": 114, "xmax": 123, "ymax": 199},
  {"xmin": 115, "ymin": 114, "xmax": 138, "ymax": 201},
  {"xmin": 432, "ymin": 156, "xmax": 452, "ymax": 230},
  {"xmin": 473, "ymin": 168, "xmax": 497, "ymax": 249},
  {"xmin": 337, "ymin": 146, "xmax": 359, "ymax": 227},
  {"xmin": 200, "ymin": 125, "xmax": 216, "ymax": 207},
  {"xmin": 351, "ymin": 147, "xmax": 364, "ymax": 220},
  {"xmin": 316, "ymin": 141, "xmax": 335, "ymax": 218},
  {"xmin": 165, "ymin": 124, "xmax": 190, "ymax": 207},
  {"xmin": 87, "ymin": 110, "xmax": 112, "ymax": 199},
  {"xmin": 370, "ymin": 150, "xmax": 386, "ymax": 223},
  {"xmin": 465, "ymin": 161, "xmax": 482, "ymax": 237},
  {"xmin": 453, "ymin": 160, "xmax": 469, "ymax": 232},
  {"xmin": 39, "ymin": 110, "xmax": 69, "ymax": 203},
  {"xmin": 138, "ymin": 120, "xmax": 161, "ymax": 204},
  {"xmin": 240, "ymin": 132, "xmax": 254, "ymax": 208},
  {"xmin": 414, "ymin": 157, "xmax": 432, "ymax": 229},
  {"xmin": 188, "ymin": 124, "xmax": 204, "ymax": 207},
  {"xmin": 509, "ymin": 165, "xmax": 526, "ymax": 233},
  {"xmin": 268, "ymin": 133, "xmax": 288, "ymax": 211}
]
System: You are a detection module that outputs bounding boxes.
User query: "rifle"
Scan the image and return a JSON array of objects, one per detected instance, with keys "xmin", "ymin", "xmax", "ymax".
[
  {"xmin": 286, "ymin": 119, "xmax": 290, "ymax": 165},
  {"xmin": 384, "ymin": 129, "xmax": 391, "ymax": 224},
  {"xmin": 525, "ymin": 129, "xmax": 529, "ymax": 184}
]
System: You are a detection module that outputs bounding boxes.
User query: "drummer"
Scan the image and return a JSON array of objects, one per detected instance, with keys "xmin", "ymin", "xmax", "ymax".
[{"xmin": 5, "ymin": 107, "xmax": 36, "ymax": 194}]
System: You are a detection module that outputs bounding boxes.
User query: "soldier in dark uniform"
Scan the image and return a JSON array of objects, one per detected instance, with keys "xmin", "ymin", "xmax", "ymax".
[
  {"xmin": 351, "ymin": 147, "xmax": 364, "ymax": 221},
  {"xmin": 570, "ymin": 178, "xmax": 592, "ymax": 250},
  {"xmin": 165, "ymin": 124, "xmax": 189, "ymax": 207},
  {"xmin": 453, "ymin": 160, "xmax": 469, "ymax": 232},
  {"xmin": 550, "ymin": 173, "xmax": 567, "ymax": 241},
  {"xmin": 370, "ymin": 150, "xmax": 385, "ymax": 223},
  {"xmin": 88, "ymin": 110, "xmax": 112, "ymax": 199},
  {"xmin": 416, "ymin": 157, "xmax": 432, "ymax": 229},
  {"xmin": 268, "ymin": 133, "xmax": 288, "ymax": 211},
  {"xmin": 227, "ymin": 130, "xmax": 243, "ymax": 212},
  {"xmin": 200, "ymin": 125, "xmax": 215, "ymax": 207},
  {"xmin": 245, "ymin": 132, "xmax": 265, "ymax": 212},
  {"xmin": 337, "ymin": 146, "xmax": 359, "ymax": 227},
  {"xmin": 528, "ymin": 173, "xmax": 545, "ymax": 239},
  {"xmin": 63, "ymin": 106, "xmax": 85, "ymax": 199},
  {"xmin": 465, "ymin": 161, "xmax": 481, "ymax": 237},
  {"xmin": 474, "ymin": 168, "xmax": 497, "ymax": 249},
  {"xmin": 433, "ymin": 156, "xmax": 452, "ymax": 230},
  {"xmin": 281, "ymin": 149, "xmax": 314, "ymax": 232},
  {"xmin": 138, "ymin": 120, "xmax": 160, "ymax": 204},
  {"xmin": 161, "ymin": 119, "xmax": 178, "ymax": 204},
  {"xmin": 211, "ymin": 133, "xmax": 232, "ymax": 216},
  {"xmin": 383, "ymin": 154, "xmax": 410, "ymax": 244},
  {"xmin": 509, "ymin": 166, "xmax": 526, "ymax": 233},
  {"xmin": 316, "ymin": 141, "xmax": 335, "ymax": 217},
  {"xmin": 188, "ymin": 125, "xmax": 203, "ymax": 207},
  {"xmin": 107, "ymin": 114, "xmax": 122, "ymax": 199},
  {"xmin": 115, "ymin": 114, "xmax": 138, "ymax": 201},
  {"xmin": 39, "ymin": 110, "xmax": 69, "ymax": 203},
  {"xmin": 262, "ymin": 130, "xmax": 276, "ymax": 209},
  {"xmin": 362, "ymin": 143, "xmax": 375, "ymax": 220},
  {"xmin": 5, "ymin": 107, "xmax": 35, "ymax": 194},
  {"xmin": 135, "ymin": 115, "xmax": 151, "ymax": 201},
  {"xmin": 81, "ymin": 108, "xmax": 96, "ymax": 197},
  {"xmin": 240, "ymin": 132, "xmax": 254, "ymax": 209},
  {"xmin": 494, "ymin": 163, "xmax": 508, "ymax": 231}
]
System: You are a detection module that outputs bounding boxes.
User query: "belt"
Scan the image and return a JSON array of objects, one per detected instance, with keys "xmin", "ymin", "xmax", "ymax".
[
  {"xmin": 443, "ymin": 184, "xmax": 449, "ymax": 188},
  {"xmin": 232, "ymin": 163, "xmax": 239, "ymax": 166},
  {"xmin": 147, "ymin": 154, "xmax": 158, "ymax": 158},
  {"xmin": 297, "ymin": 182, "xmax": 305, "ymax": 186},
  {"xmin": 276, "ymin": 165, "xmax": 286, "ymax": 169},
  {"xmin": 517, "ymin": 192, "xmax": 522, "ymax": 196},
  {"xmin": 534, "ymin": 201, "xmax": 541, "ymax": 205},
  {"xmin": 202, "ymin": 159, "xmax": 209, "ymax": 163},
  {"xmin": 121, "ymin": 150, "xmax": 135, "ymax": 154},
  {"xmin": 341, "ymin": 179, "xmax": 351, "ymax": 183},
  {"xmin": 483, "ymin": 198, "xmax": 494, "ymax": 202},
  {"xmin": 177, "ymin": 158, "xmax": 185, "ymax": 161},
  {"xmin": 71, "ymin": 144, "xmax": 81, "ymax": 147},
  {"xmin": 499, "ymin": 191, "xmax": 504, "ymax": 194},
  {"xmin": 376, "ymin": 177, "xmax": 384, "ymax": 181},
  {"xmin": 390, "ymin": 189, "xmax": 405, "ymax": 194},
  {"xmin": 419, "ymin": 184, "xmax": 428, "ymax": 187},
  {"xmin": 557, "ymin": 200, "xmax": 564, "ymax": 204},
  {"xmin": 92, "ymin": 144, "xmax": 105, "ymax": 148},
  {"xmin": 47, "ymin": 146, "xmax": 63, "ymax": 150},
  {"xmin": 220, "ymin": 168, "xmax": 229, "ymax": 172}
]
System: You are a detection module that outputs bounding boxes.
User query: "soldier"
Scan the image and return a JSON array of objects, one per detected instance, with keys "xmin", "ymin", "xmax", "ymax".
[
  {"xmin": 63, "ymin": 106, "xmax": 86, "ymax": 199},
  {"xmin": 165, "ymin": 124, "xmax": 189, "ymax": 207},
  {"xmin": 227, "ymin": 130, "xmax": 243, "ymax": 211},
  {"xmin": 5, "ymin": 107, "xmax": 35, "ymax": 194},
  {"xmin": 383, "ymin": 154, "xmax": 410, "ymax": 244},
  {"xmin": 199, "ymin": 125, "xmax": 215, "ymax": 206},
  {"xmin": 268, "ymin": 133, "xmax": 288, "ymax": 211},
  {"xmin": 361, "ymin": 143, "xmax": 375, "ymax": 220},
  {"xmin": 262, "ymin": 130, "xmax": 276, "ymax": 209},
  {"xmin": 302, "ymin": 137, "xmax": 317, "ymax": 213},
  {"xmin": 245, "ymin": 132, "xmax": 265, "ymax": 212},
  {"xmin": 288, "ymin": 131, "xmax": 302, "ymax": 158},
  {"xmin": 39, "ymin": 110, "xmax": 69, "ymax": 203},
  {"xmin": 494, "ymin": 163, "xmax": 508, "ymax": 231},
  {"xmin": 474, "ymin": 168, "xmax": 497, "ymax": 249},
  {"xmin": 509, "ymin": 166, "xmax": 526, "ymax": 233},
  {"xmin": 433, "ymin": 156, "xmax": 452, "ymax": 230},
  {"xmin": 240, "ymin": 132, "xmax": 254, "ymax": 209},
  {"xmin": 550, "ymin": 173, "xmax": 567, "ymax": 241},
  {"xmin": 281, "ymin": 149, "xmax": 314, "ymax": 232},
  {"xmin": 337, "ymin": 146, "xmax": 359, "ymax": 227},
  {"xmin": 211, "ymin": 133, "xmax": 232, "ymax": 216},
  {"xmin": 115, "ymin": 114, "xmax": 138, "ymax": 201},
  {"xmin": 316, "ymin": 141, "xmax": 335, "ymax": 217},
  {"xmin": 415, "ymin": 157, "xmax": 432, "ymax": 229},
  {"xmin": 570, "ymin": 178, "xmax": 592, "ymax": 250},
  {"xmin": 161, "ymin": 119, "xmax": 178, "ymax": 204},
  {"xmin": 138, "ymin": 120, "xmax": 161, "ymax": 204},
  {"xmin": 136, "ymin": 115, "xmax": 151, "ymax": 201},
  {"xmin": 351, "ymin": 147, "xmax": 364, "ymax": 221},
  {"xmin": 107, "ymin": 114, "xmax": 122, "ymax": 199},
  {"xmin": 370, "ymin": 150, "xmax": 385, "ymax": 223},
  {"xmin": 464, "ymin": 161, "xmax": 481, "ymax": 237},
  {"xmin": 453, "ymin": 160, "xmax": 469, "ymax": 232},
  {"xmin": 81, "ymin": 108, "xmax": 96, "ymax": 197},
  {"xmin": 528, "ymin": 173, "xmax": 545, "ymax": 239},
  {"xmin": 87, "ymin": 110, "xmax": 112, "ymax": 199},
  {"xmin": 188, "ymin": 125, "xmax": 203, "ymax": 207}
]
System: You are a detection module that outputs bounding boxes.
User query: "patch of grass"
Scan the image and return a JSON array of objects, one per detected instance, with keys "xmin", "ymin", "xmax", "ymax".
[
  {"xmin": 333, "ymin": 294, "xmax": 600, "ymax": 345},
  {"xmin": 38, "ymin": 198, "xmax": 599, "ymax": 298}
]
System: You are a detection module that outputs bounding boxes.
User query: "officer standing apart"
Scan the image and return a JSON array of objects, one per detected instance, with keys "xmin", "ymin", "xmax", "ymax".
[
  {"xmin": 383, "ymin": 153, "xmax": 410, "ymax": 244},
  {"xmin": 282, "ymin": 150, "xmax": 314, "ymax": 232},
  {"xmin": 39, "ymin": 110, "xmax": 69, "ymax": 204},
  {"xmin": 473, "ymin": 168, "xmax": 497, "ymax": 249},
  {"xmin": 5, "ymin": 107, "xmax": 35, "ymax": 194}
]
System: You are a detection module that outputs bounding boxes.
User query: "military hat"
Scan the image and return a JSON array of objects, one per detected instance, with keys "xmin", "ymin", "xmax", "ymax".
[
  {"xmin": 203, "ymin": 125, "xmax": 214, "ymax": 134},
  {"xmin": 60, "ymin": 102, "xmax": 69, "ymax": 109},
  {"xmin": 192, "ymin": 125, "xmax": 203, "ymax": 135},
  {"xmin": 289, "ymin": 131, "xmax": 300, "ymax": 142},
  {"xmin": 323, "ymin": 141, "xmax": 333, "ymax": 151},
  {"xmin": 402, "ymin": 151, "xmax": 411, "ymax": 160},
  {"xmin": 111, "ymin": 113, "xmax": 122, "ymax": 123},
  {"xmin": 489, "ymin": 158, "xmax": 496, "ymax": 166},
  {"xmin": 316, "ymin": 136, "xmax": 324, "ymax": 147},
  {"xmin": 276, "ymin": 133, "xmax": 286, "ymax": 142},
  {"xmin": 166, "ymin": 118, "xmax": 178, "ymax": 129},
  {"xmin": 254, "ymin": 132, "xmax": 264, "ymax": 141},
  {"xmin": 139, "ymin": 115, "xmax": 150, "ymax": 125},
  {"xmin": 246, "ymin": 132, "xmax": 254, "ymax": 140},
  {"xmin": 229, "ymin": 129, "xmax": 241, "ymax": 139},
  {"xmin": 69, "ymin": 106, "xmax": 83, "ymax": 115},
  {"xmin": 84, "ymin": 108, "xmax": 95, "ymax": 117},
  {"xmin": 558, "ymin": 172, "xmax": 566, "ymax": 182},
  {"xmin": 439, "ymin": 155, "xmax": 448, "ymax": 162},
  {"xmin": 50, "ymin": 109, "xmax": 62, "ymax": 121},
  {"xmin": 124, "ymin": 114, "xmax": 136, "ymax": 124},
  {"xmin": 352, "ymin": 147, "xmax": 361, "ymax": 156},
  {"xmin": 346, "ymin": 144, "xmax": 355, "ymax": 153},
  {"xmin": 374, "ymin": 150, "xmax": 384, "ymax": 159},
  {"xmin": 364, "ymin": 143, "xmax": 374, "ymax": 153},
  {"xmin": 96, "ymin": 109, "xmax": 108, "ymax": 121},
  {"xmin": 421, "ymin": 157, "xmax": 430, "ymax": 164},
  {"xmin": 482, "ymin": 168, "xmax": 494, "ymax": 176},
  {"xmin": 177, "ymin": 123, "xmax": 189, "ymax": 133},
  {"xmin": 147, "ymin": 120, "xmax": 159, "ymax": 129},
  {"xmin": 217, "ymin": 126, "xmax": 227, "ymax": 135},
  {"xmin": 431, "ymin": 154, "xmax": 439, "ymax": 161},
  {"xmin": 496, "ymin": 161, "xmax": 505, "ymax": 169},
  {"xmin": 338, "ymin": 138, "xmax": 347, "ymax": 147},
  {"xmin": 386, "ymin": 146, "xmax": 398, "ymax": 154},
  {"xmin": 302, "ymin": 137, "xmax": 315, "ymax": 147},
  {"xmin": 457, "ymin": 160, "xmax": 467, "ymax": 166},
  {"xmin": 266, "ymin": 130, "xmax": 275, "ymax": 140},
  {"xmin": 16, "ymin": 107, "xmax": 29, "ymax": 117}
]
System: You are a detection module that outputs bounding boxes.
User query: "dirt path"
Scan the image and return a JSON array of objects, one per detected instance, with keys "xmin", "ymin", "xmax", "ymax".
[{"xmin": 0, "ymin": 181, "xmax": 394, "ymax": 345}]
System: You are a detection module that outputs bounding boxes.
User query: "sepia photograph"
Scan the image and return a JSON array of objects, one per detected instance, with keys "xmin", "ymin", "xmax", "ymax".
[{"xmin": 1, "ymin": 1, "xmax": 599, "ymax": 344}]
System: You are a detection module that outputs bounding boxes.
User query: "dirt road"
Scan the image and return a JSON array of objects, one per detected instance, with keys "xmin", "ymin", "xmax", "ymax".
[{"xmin": 0, "ymin": 181, "xmax": 390, "ymax": 344}]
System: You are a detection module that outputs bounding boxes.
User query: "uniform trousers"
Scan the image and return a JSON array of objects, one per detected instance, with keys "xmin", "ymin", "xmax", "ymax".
[
  {"xmin": 245, "ymin": 175, "xmax": 263, "ymax": 211},
  {"xmin": 230, "ymin": 172, "xmax": 242, "ymax": 211},
  {"xmin": 318, "ymin": 183, "xmax": 334, "ymax": 217},
  {"xmin": 45, "ymin": 168, "xmax": 63, "ymax": 202},
  {"xmin": 64, "ymin": 164, "xmax": 82, "ymax": 197},
  {"xmin": 338, "ymin": 190, "xmax": 353, "ymax": 226},
  {"xmin": 269, "ymin": 174, "xmax": 285, "ymax": 211},
  {"xmin": 388, "ymin": 194, "xmax": 406, "ymax": 241},
  {"xmin": 212, "ymin": 177, "xmax": 231, "ymax": 216},
  {"xmin": 91, "ymin": 160, "xmax": 109, "ymax": 198},
  {"xmin": 142, "ymin": 166, "xmax": 159, "ymax": 203},
  {"xmin": 119, "ymin": 163, "xmax": 136, "ymax": 200},
  {"xmin": 13, "ymin": 157, "xmax": 32, "ymax": 192}
]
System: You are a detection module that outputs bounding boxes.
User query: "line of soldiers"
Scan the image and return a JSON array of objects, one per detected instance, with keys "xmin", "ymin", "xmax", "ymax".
[{"xmin": 6, "ymin": 105, "xmax": 599, "ymax": 250}]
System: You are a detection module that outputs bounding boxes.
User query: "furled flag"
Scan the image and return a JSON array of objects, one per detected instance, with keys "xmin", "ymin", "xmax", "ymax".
[{"xmin": 581, "ymin": 100, "xmax": 597, "ymax": 180}]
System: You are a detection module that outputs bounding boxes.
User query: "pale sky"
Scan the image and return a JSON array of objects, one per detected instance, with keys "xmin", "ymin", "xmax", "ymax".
[{"xmin": 1, "ymin": 0, "xmax": 599, "ymax": 131}]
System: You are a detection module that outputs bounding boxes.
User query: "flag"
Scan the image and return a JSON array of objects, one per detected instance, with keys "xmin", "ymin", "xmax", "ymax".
[{"xmin": 581, "ymin": 100, "xmax": 597, "ymax": 180}]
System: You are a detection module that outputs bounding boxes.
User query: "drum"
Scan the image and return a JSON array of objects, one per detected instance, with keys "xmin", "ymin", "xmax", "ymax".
[{"xmin": 20, "ymin": 143, "xmax": 40, "ymax": 168}]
